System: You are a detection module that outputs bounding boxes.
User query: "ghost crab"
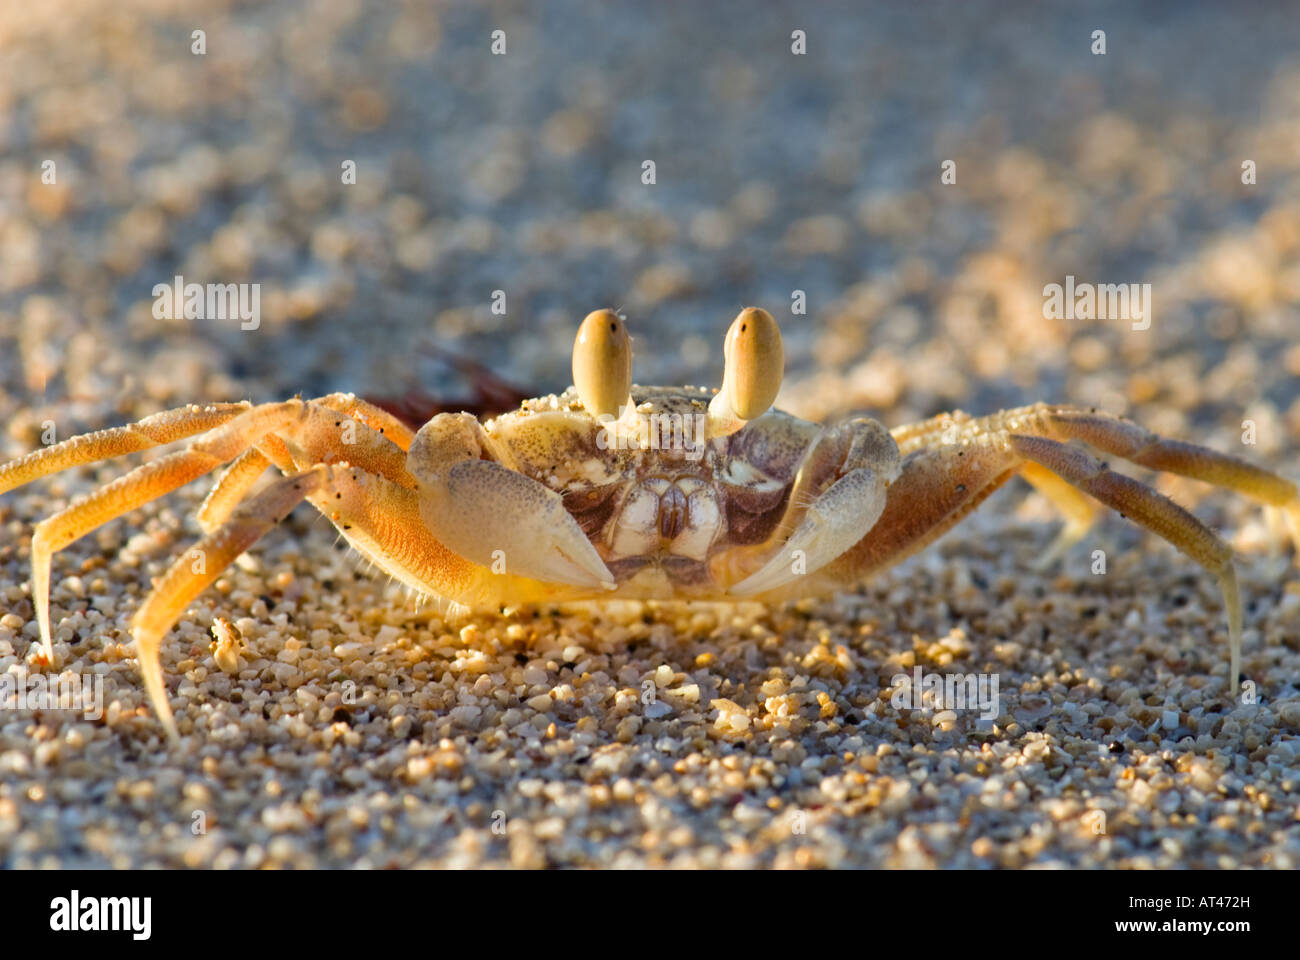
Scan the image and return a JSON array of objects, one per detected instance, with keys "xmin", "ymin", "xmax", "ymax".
[{"xmin": 2, "ymin": 307, "xmax": 1298, "ymax": 741}]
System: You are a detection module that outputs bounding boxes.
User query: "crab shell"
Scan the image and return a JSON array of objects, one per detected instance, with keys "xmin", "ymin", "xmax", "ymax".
[{"xmin": 422, "ymin": 384, "xmax": 902, "ymax": 606}]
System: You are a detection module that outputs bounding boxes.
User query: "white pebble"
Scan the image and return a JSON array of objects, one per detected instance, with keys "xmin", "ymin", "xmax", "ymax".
[{"xmin": 522, "ymin": 666, "xmax": 547, "ymax": 685}]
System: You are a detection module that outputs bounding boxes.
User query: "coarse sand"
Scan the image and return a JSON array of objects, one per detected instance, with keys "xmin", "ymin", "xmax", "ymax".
[{"xmin": 2, "ymin": 0, "xmax": 1300, "ymax": 868}]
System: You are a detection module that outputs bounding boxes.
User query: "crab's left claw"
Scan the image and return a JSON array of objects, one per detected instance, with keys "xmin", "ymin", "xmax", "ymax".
[
  {"xmin": 730, "ymin": 417, "xmax": 900, "ymax": 597},
  {"xmin": 731, "ymin": 466, "xmax": 889, "ymax": 596},
  {"xmin": 409, "ymin": 413, "xmax": 616, "ymax": 590}
]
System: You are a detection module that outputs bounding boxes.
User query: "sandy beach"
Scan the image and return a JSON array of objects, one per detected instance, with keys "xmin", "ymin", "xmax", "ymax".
[{"xmin": 1, "ymin": 0, "xmax": 1299, "ymax": 868}]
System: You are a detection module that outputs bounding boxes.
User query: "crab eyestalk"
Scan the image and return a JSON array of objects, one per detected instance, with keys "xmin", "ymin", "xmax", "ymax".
[
  {"xmin": 707, "ymin": 307, "xmax": 784, "ymax": 438},
  {"xmin": 573, "ymin": 309, "xmax": 633, "ymax": 420}
]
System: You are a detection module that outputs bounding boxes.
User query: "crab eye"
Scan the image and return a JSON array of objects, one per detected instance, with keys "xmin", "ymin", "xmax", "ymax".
[
  {"xmin": 721, "ymin": 307, "xmax": 783, "ymax": 421},
  {"xmin": 573, "ymin": 309, "xmax": 632, "ymax": 419}
]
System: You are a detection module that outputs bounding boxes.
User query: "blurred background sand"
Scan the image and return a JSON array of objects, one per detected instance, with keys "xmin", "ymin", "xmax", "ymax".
[{"xmin": 1, "ymin": 0, "xmax": 1299, "ymax": 868}]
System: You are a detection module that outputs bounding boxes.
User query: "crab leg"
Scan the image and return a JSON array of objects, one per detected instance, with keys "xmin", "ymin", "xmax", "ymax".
[
  {"xmin": 134, "ymin": 462, "xmax": 484, "ymax": 742},
  {"xmin": 889, "ymin": 409, "xmax": 974, "ymax": 454},
  {"xmin": 829, "ymin": 443, "xmax": 1020, "ymax": 583},
  {"xmin": 1043, "ymin": 407, "xmax": 1300, "ymax": 553},
  {"xmin": 834, "ymin": 438, "xmax": 1243, "ymax": 683},
  {"xmin": 196, "ymin": 448, "xmax": 274, "ymax": 532},
  {"xmin": 1019, "ymin": 461, "xmax": 1099, "ymax": 568},
  {"xmin": 1009, "ymin": 433, "xmax": 1244, "ymax": 689},
  {"xmin": 837, "ymin": 404, "xmax": 1294, "ymax": 690},
  {"xmin": 313, "ymin": 392, "xmax": 418, "ymax": 452},
  {"xmin": 0, "ymin": 402, "xmax": 251, "ymax": 496},
  {"xmin": 132, "ymin": 465, "xmax": 330, "ymax": 741},
  {"xmin": 28, "ymin": 402, "xmax": 310, "ymax": 661},
  {"xmin": 24, "ymin": 396, "xmax": 423, "ymax": 662},
  {"xmin": 896, "ymin": 403, "xmax": 1300, "ymax": 559},
  {"xmin": 195, "ymin": 392, "xmax": 415, "ymax": 532}
]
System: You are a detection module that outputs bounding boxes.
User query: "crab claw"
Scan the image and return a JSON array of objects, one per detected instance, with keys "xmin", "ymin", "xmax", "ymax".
[
  {"xmin": 730, "ymin": 466, "xmax": 887, "ymax": 596},
  {"xmin": 427, "ymin": 460, "xmax": 615, "ymax": 589},
  {"xmin": 409, "ymin": 414, "xmax": 615, "ymax": 590}
]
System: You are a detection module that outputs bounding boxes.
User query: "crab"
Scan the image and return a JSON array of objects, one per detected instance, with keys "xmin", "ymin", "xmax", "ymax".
[{"xmin": 2, "ymin": 307, "xmax": 1298, "ymax": 742}]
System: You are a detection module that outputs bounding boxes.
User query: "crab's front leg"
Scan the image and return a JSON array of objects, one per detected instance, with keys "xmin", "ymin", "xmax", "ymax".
[
  {"xmin": 728, "ymin": 417, "xmax": 902, "ymax": 596},
  {"xmin": 407, "ymin": 412, "xmax": 616, "ymax": 589}
]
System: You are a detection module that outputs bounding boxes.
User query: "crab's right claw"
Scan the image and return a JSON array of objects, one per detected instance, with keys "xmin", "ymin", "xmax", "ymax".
[
  {"xmin": 730, "ymin": 466, "xmax": 887, "ymax": 596},
  {"xmin": 418, "ymin": 458, "xmax": 616, "ymax": 590}
]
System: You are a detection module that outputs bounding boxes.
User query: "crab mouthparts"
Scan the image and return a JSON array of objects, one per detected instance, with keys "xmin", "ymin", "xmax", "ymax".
[{"xmin": 658, "ymin": 484, "xmax": 688, "ymax": 541}]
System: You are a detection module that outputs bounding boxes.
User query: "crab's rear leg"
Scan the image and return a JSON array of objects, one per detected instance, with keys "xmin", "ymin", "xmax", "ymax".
[
  {"xmin": 1019, "ymin": 461, "xmax": 1099, "ymax": 569},
  {"xmin": 1009, "ymin": 434, "xmax": 1245, "ymax": 689},
  {"xmin": 24, "ymin": 398, "xmax": 417, "ymax": 663},
  {"xmin": 132, "ymin": 465, "xmax": 331, "ymax": 741},
  {"xmin": 1044, "ymin": 407, "xmax": 1300, "ymax": 557},
  {"xmin": 895, "ymin": 404, "xmax": 1300, "ymax": 561},
  {"xmin": 313, "ymin": 393, "xmax": 418, "ymax": 452},
  {"xmin": 134, "ymin": 462, "xmax": 481, "ymax": 742},
  {"xmin": 830, "ymin": 429, "xmax": 1260, "ymax": 691},
  {"xmin": 194, "ymin": 393, "xmax": 416, "ymax": 532},
  {"xmin": 197, "ymin": 448, "xmax": 275, "ymax": 532},
  {"xmin": 27, "ymin": 402, "xmax": 310, "ymax": 661},
  {"xmin": 0, "ymin": 402, "xmax": 251, "ymax": 496}
]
